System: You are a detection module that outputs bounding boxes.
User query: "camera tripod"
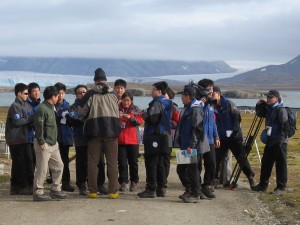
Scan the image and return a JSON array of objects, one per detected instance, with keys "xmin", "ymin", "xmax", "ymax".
[{"xmin": 227, "ymin": 113, "xmax": 264, "ymax": 189}]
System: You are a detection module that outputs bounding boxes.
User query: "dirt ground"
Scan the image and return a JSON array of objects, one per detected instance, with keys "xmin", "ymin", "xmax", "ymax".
[{"xmin": 0, "ymin": 160, "xmax": 280, "ymax": 225}]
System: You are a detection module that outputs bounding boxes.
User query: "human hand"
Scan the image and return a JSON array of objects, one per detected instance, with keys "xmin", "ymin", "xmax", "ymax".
[{"xmin": 215, "ymin": 139, "xmax": 220, "ymax": 148}]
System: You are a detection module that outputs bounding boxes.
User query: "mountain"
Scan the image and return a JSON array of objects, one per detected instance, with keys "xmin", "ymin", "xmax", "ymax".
[
  {"xmin": 0, "ymin": 56, "xmax": 236, "ymax": 77},
  {"xmin": 216, "ymin": 55, "xmax": 300, "ymax": 87}
]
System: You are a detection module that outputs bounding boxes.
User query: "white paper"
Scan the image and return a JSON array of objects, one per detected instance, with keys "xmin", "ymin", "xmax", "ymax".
[
  {"xmin": 176, "ymin": 150, "xmax": 192, "ymax": 164},
  {"xmin": 60, "ymin": 111, "xmax": 68, "ymax": 124}
]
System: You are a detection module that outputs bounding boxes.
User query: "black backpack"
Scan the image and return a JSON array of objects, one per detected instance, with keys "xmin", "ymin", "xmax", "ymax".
[{"xmin": 281, "ymin": 107, "xmax": 297, "ymax": 138}]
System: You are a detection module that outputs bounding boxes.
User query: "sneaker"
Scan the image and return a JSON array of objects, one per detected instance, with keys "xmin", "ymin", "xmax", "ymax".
[
  {"xmin": 119, "ymin": 183, "xmax": 129, "ymax": 192},
  {"xmin": 62, "ymin": 183, "xmax": 75, "ymax": 192},
  {"xmin": 33, "ymin": 194, "xmax": 51, "ymax": 201},
  {"xmin": 179, "ymin": 189, "xmax": 191, "ymax": 200},
  {"xmin": 138, "ymin": 189, "xmax": 156, "ymax": 198},
  {"xmin": 78, "ymin": 185, "xmax": 87, "ymax": 196},
  {"xmin": 182, "ymin": 194, "xmax": 200, "ymax": 203},
  {"xmin": 248, "ymin": 176, "xmax": 256, "ymax": 188},
  {"xmin": 107, "ymin": 192, "xmax": 119, "ymax": 199},
  {"xmin": 130, "ymin": 182, "xmax": 138, "ymax": 192},
  {"xmin": 202, "ymin": 185, "xmax": 216, "ymax": 199},
  {"xmin": 273, "ymin": 187, "xmax": 286, "ymax": 195},
  {"xmin": 251, "ymin": 184, "xmax": 268, "ymax": 192},
  {"xmin": 156, "ymin": 187, "xmax": 166, "ymax": 197},
  {"xmin": 18, "ymin": 186, "xmax": 33, "ymax": 195},
  {"xmin": 88, "ymin": 193, "xmax": 97, "ymax": 198},
  {"xmin": 199, "ymin": 188, "xmax": 205, "ymax": 200},
  {"xmin": 50, "ymin": 190, "xmax": 68, "ymax": 199},
  {"xmin": 98, "ymin": 185, "xmax": 108, "ymax": 195}
]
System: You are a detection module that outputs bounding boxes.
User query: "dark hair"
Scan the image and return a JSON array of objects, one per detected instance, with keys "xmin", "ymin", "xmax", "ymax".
[
  {"xmin": 43, "ymin": 86, "xmax": 58, "ymax": 100},
  {"xmin": 121, "ymin": 91, "xmax": 133, "ymax": 101},
  {"xmin": 54, "ymin": 82, "xmax": 66, "ymax": 92},
  {"xmin": 166, "ymin": 87, "xmax": 175, "ymax": 99},
  {"xmin": 198, "ymin": 79, "xmax": 214, "ymax": 89},
  {"xmin": 213, "ymin": 86, "xmax": 221, "ymax": 94},
  {"xmin": 153, "ymin": 81, "xmax": 168, "ymax": 95},
  {"xmin": 28, "ymin": 82, "xmax": 40, "ymax": 94},
  {"xmin": 14, "ymin": 83, "xmax": 28, "ymax": 96},
  {"xmin": 114, "ymin": 79, "xmax": 127, "ymax": 88},
  {"xmin": 74, "ymin": 85, "xmax": 88, "ymax": 94}
]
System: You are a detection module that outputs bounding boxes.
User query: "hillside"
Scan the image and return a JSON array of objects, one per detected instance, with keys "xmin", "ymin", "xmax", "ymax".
[
  {"xmin": 0, "ymin": 57, "xmax": 236, "ymax": 77},
  {"xmin": 216, "ymin": 55, "xmax": 300, "ymax": 89}
]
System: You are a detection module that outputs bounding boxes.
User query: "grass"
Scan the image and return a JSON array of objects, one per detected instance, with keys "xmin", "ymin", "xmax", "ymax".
[{"xmin": 0, "ymin": 107, "xmax": 299, "ymax": 223}]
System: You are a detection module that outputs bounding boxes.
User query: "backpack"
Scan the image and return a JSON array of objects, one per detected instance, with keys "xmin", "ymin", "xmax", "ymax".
[{"xmin": 282, "ymin": 107, "xmax": 297, "ymax": 138}]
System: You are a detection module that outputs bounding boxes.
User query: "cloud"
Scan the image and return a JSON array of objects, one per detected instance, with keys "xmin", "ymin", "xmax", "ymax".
[{"xmin": 0, "ymin": 0, "xmax": 299, "ymax": 67}]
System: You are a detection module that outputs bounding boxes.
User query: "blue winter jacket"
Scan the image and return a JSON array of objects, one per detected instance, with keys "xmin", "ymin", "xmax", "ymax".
[
  {"xmin": 55, "ymin": 99, "xmax": 73, "ymax": 146},
  {"xmin": 215, "ymin": 96, "xmax": 242, "ymax": 141},
  {"xmin": 203, "ymin": 104, "xmax": 219, "ymax": 144},
  {"xmin": 143, "ymin": 95, "xmax": 172, "ymax": 137}
]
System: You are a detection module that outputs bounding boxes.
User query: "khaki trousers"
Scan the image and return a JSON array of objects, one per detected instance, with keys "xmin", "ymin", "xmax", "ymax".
[
  {"xmin": 88, "ymin": 137, "xmax": 119, "ymax": 194},
  {"xmin": 33, "ymin": 140, "xmax": 64, "ymax": 195}
]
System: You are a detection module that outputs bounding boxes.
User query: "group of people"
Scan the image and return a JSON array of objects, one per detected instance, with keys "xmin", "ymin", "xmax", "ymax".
[{"xmin": 5, "ymin": 67, "xmax": 290, "ymax": 203}]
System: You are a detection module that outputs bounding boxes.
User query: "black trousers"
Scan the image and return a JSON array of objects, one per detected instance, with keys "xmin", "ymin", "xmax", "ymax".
[
  {"xmin": 198, "ymin": 144, "xmax": 216, "ymax": 186},
  {"xmin": 177, "ymin": 157, "xmax": 200, "ymax": 196},
  {"xmin": 97, "ymin": 152, "xmax": 106, "ymax": 187},
  {"xmin": 164, "ymin": 147, "xmax": 172, "ymax": 183},
  {"xmin": 215, "ymin": 139, "xmax": 254, "ymax": 179},
  {"xmin": 144, "ymin": 153, "xmax": 166, "ymax": 191},
  {"xmin": 118, "ymin": 144, "xmax": 139, "ymax": 184},
  {"xmin": 260, "ymin": 142, "xmax": 287, "ymax": 188},
  {"xmin": 75, "ymin": 145, "xmax": 88, "ymax": 187},
  {"xmin": 59, "ymin": 143, "xmax": 71, "ymax": 183},
  {"xmin": 9, "ymin": 143, "xmax": 34, "ymax": 188}
]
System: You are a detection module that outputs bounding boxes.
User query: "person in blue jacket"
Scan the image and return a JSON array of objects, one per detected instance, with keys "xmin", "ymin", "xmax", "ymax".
[
  {"xmin": 54, "ymin": 82, "xmax": 74, "ymax": 192},
  {"xmin": 212, "ymin": 86, "xmax": 256, "ymax": 188}
]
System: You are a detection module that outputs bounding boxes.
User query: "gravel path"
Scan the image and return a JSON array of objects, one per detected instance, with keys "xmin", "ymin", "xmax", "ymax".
[{"xmin": 0, "ymin": 162, "xmax": 280, "ymax": 225}]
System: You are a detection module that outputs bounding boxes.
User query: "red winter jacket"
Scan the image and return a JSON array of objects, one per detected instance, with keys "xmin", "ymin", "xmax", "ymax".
[{"xmin": 118, "ymin": 104, "xmax": 144, "ymax": 145}]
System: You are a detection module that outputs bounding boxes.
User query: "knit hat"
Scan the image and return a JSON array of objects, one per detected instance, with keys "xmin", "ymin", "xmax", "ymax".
[
  {"xmin": 94, "ymin": 68, "xmax": 107, "ymax": 81},
  {"xmin": 153, "ymin": 81, "xmax": 168, "ymax": 95}
]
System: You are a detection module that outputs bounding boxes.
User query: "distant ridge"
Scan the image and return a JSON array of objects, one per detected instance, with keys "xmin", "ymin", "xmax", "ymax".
[
  {"xmin": 0, "ymin": 56, "xmax": 236, "ymax": 77},
  {"xmin": 216, "ymin": 55, "xmax": 300, "ymax": 87}
]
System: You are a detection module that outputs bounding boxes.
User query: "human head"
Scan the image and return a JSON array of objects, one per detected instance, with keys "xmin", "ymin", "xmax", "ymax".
[
  {"xmin": 43, "ymin": 86, "xmax": 59, "ymax": 105},
  {"xmin": 198, "ymin": 78, "xmax": 214, "ymax": 97},
  {"xmin": 28, "ymin": 82, "xmax": 41, "ymax": 100},
  {"xmin": 114, "ymin": 79, "xmax": 127, "ymax": 100},
  {"xmin": 152, "ymin": 81, "xmax": 168, "ymax": 98},
  {"xmin": 54, "ymin": 82, "xmax": 66, "ymax": 104},
  {"xmin": 121, "ymin": 91, "xmax": 133, "ymax": 108},
  {"xmin": 212, "ymin": 86, "xmax": 222, "ymax": 105},
  {"xmin": 266, "ymin": 89, "xmax": 280, "ymax": 105},
  {"xmin": 15, "ymin": 83, "xmax": 29, "ymax": 102},
  {"xmin": 165, "ymin": 87, "xmax": 175, "ymax": 100},
  {"xmin": 94, "ymin": 68, "xmax": 107, "ymax": 83},
  {"xmin": 181, "ymin": 84, "xmax": 197, "ymax": 105},
  {"xmin": 74, "ymin": 85, "xmax": 88, "ymax": 100}
]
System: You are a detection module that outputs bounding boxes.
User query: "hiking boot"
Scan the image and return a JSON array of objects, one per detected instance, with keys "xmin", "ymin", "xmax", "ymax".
[
  {"xmin": 273, "ymin": 187, "xmax": 287, "ymax": 195},
  {"xmin": 62, "ymin": 183, "xmax": 75, "ymax": 192},
  {"xmin": 88, "ymin": 193, "xmax": 97, "ymax": 198},
  {"xmin": 199, "ymin": 188, "xmax": 205, "ymax": 199},
  {"xmin": 130, "ymin": 182, "xmax": 138, "ymax": 192},
  {"xmin": 201, "ymin": 185, "xmax": 216, "ymax": 199},
  {"xmin": 156, "ymin": 187, "xmax": 166, "ymax": 197},
  {"xmin": 33, "ymin": 194, "xmax": 51, "ymax": 201},
  {"xmin": 78, "ymin": 185, "xmax": 87, "ymax": 196},
  {"xmin": 50, "ymin": 190, "xmax": 68, "ymax": 199},
  {"xmin": 107, "ymin": 192, "xmax": 119, "ymax": 199},
  {"xmin": 179, "ymin": 189, "xmax": 191, "ymax": 200},
  {"xmin": 18, "ymin": 186, "xmax": 33, "ymax": 195},
  {"xmin": 98, "ymin": 185, "xmax": 108, "ymax": 195},
  {"xmin": 119, "ymin": 182, "xmax": 129, "ymax": 192},
  {"xmin": 248, "ymin": 176, "xmax": 256, "ymax": 188},
  {"xmin": 182, "ymin": 194, "xmax": 200, "ymax": 203},
  {"xmin": 138, "ymin": 189, "xmax": 156, "ymax": 198},
  {"xmin": 251, "ymin": 184, "xmax": 268, "ymax": 192},
  {"xmin": 10, "ymin": 186, "xmax": 19, "ymax": 195}
]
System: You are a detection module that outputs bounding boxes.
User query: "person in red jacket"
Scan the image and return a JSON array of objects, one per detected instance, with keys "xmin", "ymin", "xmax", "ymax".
[{"xmin": 118, "ymin": 92, "xmax": 144, "ymax": 192}]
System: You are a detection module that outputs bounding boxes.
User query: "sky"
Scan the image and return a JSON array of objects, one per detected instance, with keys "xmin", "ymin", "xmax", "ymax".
[{"xmin": 0, "ymin": 0, "xmax": 300, "ymax": 69}]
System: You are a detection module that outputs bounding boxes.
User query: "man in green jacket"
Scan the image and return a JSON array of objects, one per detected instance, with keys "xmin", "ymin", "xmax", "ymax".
[{"xmin": 33, "ymin": 86, "xmax": 68, "ymax": 201}]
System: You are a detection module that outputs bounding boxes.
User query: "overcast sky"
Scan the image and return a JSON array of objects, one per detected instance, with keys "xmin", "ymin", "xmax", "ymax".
[{"xmin": 0, "ymin": 0, "xmax": 299, "ymax": 69}]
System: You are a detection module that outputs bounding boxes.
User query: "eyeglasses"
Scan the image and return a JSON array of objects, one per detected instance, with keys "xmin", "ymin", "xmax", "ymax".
[{"xmin": 76, "ymin": 91, "xmax": 86, "ymax": 95}]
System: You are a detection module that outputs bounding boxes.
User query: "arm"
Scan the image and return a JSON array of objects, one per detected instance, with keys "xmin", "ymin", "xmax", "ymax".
[
  {"xmin": 229, "ymin": 101, "xmax": 241, "ymax": 134},
  {"xmin": 10, "ymin": 105, "xmax": 33, "ymax": 127},
  {"xmin": 34, "ymin": 108, "xmax": 45, "ymax": 145},
  {"xmin": 189, "ymin": 107, "xmax": 203, "ymax": 149},
  {"xmin": 278, "ymin": 108, "xmax": 289, "ymax": 143},
  {"xmin": 144, "ymin": 101, "xmax": 162, "ymax": 125},
  {"xmin": 170, "ymin": 107, "xmax": 180, "ymax": 129},
  {"xmin": 78, "ymin": 97, "xmax": 92, "ymax": 119}
]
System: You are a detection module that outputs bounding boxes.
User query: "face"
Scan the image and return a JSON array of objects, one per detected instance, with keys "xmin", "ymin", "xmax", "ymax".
[
  {"xmin": 29, "ymin": 87, "xmax": 40, "ymax": 100},
  {"xmin": 18, "ymin": 89, "xmax": 29, "ymax": 102},
  {"xmin": 51, "ymin": 95, "xmax": 59, "ymax": 105},
  {"xmin": 114, "ymin": 85, "xmax": 126, "ymax": 99},
  {"xmin": 267, "ymin": 96, "xmax": 278, "ymax": 105},
  {"xmin": 57, "ymin": 90, "xmax": 65, "ymax": 103},
  {"xmin": 75, "ymin": 87, "xmax": 87, "ymax": 100},
  {"xmin": 121, "ymin": 96, "xmax": 132, "ymax": 108},
  {"xmin": 151, "ymin": 86, "xmax": 162, "ymax": 98},
  {"xmin": 181, "ymin": 94, "xmax": 191, "ymax": 105},
  {"xmin": 207, "ymin": 85, "xmax": 213, "ymax": 98},
  {"xmin": 212, "ymin": 91, "xmax": 221, "ymax": 104}
]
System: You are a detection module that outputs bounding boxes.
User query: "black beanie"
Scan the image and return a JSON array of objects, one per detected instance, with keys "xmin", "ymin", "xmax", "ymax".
[
  {"xmin": 94, "ymin": 68, "xmax": 107, "ymax": 81},
  {"xmin": 153, "ymin": 81, "xmax": 168, "ymax": 95}
]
